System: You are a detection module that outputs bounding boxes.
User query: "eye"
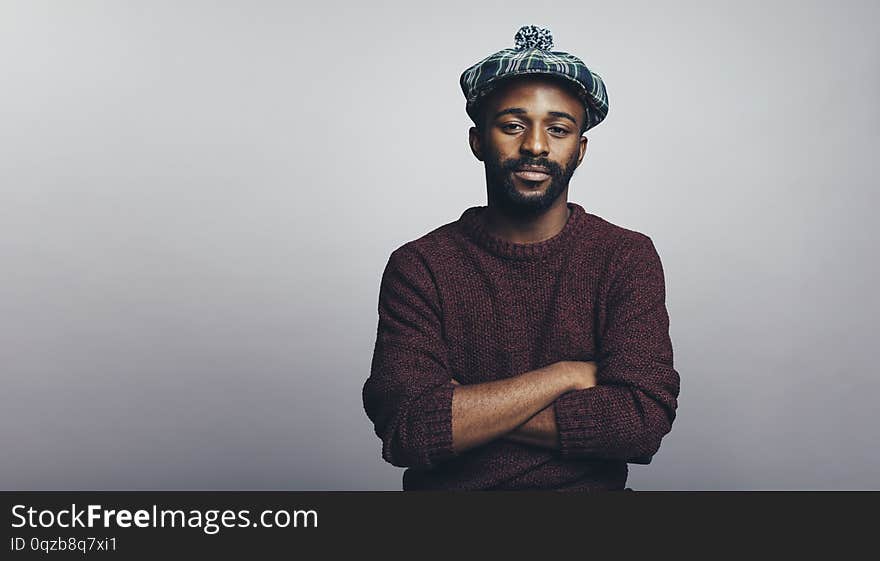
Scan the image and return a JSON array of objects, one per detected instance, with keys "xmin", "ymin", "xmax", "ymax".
[{"xmin": 499, "ymin": 123, "xmax": 570, "ymax": 135}]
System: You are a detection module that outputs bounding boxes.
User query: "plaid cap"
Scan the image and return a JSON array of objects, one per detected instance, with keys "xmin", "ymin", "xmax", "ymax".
[{"xmin": 459, "ymin": 25, "xmax": 609, "ymax": 132}]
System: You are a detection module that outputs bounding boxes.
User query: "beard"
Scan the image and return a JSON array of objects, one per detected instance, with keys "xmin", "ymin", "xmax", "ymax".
[{"xmin": 483, "ymin": 147, "xmax": 580, "ymax": 218}]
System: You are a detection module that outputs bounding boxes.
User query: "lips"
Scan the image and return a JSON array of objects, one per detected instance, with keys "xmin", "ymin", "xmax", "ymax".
[{"xmin": 514, "ymin": 165, "xmax": 551, "ymax": 182}]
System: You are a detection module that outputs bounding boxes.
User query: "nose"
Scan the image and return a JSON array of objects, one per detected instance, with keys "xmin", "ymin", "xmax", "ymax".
[{"xmin": 519, "ymin": 126, "xmax": 550, "ymax": 157}]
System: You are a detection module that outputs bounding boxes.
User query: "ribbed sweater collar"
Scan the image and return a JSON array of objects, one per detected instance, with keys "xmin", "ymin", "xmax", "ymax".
[{"xmin": 457, "ymin": 201, "xmax": 592, "ymax": 261}]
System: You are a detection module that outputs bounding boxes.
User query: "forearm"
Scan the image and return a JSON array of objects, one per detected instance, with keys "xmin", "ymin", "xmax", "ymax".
[
  {"xmin": 501, "ymin": 400, "xmax": 656, "ymax": 463},
  {"xmin": 450, "ymin": 364, "xmax": 574, "ymax": 455},
  {"xmin": 502, "ymin": 403, "xmax": 560, "ymax": 450}
]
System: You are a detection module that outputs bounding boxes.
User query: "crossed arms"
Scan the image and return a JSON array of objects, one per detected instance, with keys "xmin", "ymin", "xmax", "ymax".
[
  {"xmin": 446, "ymin": 361, "xmax": 597, "ymax": 454},
  {"xmin": 363, "ymin": 235, "xmax": 680, "ymax": 470}
]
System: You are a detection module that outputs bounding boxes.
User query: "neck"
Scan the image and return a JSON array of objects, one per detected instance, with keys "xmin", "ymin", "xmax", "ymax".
[{"xmin": 482, "ymin": 198, "xmax": 571, "ymax": 244}]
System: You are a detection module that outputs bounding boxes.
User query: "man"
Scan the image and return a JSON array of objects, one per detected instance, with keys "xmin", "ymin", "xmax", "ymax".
[{"xmin": 362, "ymin": 25, "xmax": 680, "ymax": 491}]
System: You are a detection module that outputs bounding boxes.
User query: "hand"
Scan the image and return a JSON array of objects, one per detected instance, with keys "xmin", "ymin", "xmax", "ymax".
[{"xmin": 555, "ymin": 361, "xmax": 598, "ymax": 391}]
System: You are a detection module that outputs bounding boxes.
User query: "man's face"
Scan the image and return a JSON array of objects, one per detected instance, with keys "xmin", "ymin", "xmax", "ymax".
[{"xmin": 469, "ymin": 76, "xmax": 588, "ymax": 217}]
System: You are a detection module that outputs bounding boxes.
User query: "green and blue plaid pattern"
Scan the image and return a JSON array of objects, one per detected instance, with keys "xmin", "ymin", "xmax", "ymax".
[{"xmin": 459, "ymin": 25, "xmax": 609, "ymax": 132}]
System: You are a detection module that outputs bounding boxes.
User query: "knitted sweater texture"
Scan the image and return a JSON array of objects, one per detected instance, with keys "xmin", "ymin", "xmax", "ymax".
[{"xmin": 362, "ymin": 201, "xmax": 680, "ymax": 491}]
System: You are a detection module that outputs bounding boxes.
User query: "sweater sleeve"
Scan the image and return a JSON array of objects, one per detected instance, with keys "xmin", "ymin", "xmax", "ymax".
[
  {"xmin": 554, "ymin": 234, "xmax": 680, "ymax": 460},
  {"xmin": 362, "ymin": 245, "xmax": 457, "ymax": 470}
]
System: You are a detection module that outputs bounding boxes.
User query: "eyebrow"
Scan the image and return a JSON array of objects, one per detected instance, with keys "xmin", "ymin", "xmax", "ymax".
[{"xmin": 493, "ymin": 107, "xmax": 579, "ymax": 126}]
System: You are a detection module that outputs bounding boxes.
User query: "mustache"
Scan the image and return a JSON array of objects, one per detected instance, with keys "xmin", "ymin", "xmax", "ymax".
[{"xmin": 499, "ymin": 158, "xmax": 562, "ymax": 176}]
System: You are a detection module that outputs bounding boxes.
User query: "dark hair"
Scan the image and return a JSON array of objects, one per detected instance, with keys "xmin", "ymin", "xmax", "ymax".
[{"xmin": 469, "ymin": 74, "xmax": 591, "ymax": 136}]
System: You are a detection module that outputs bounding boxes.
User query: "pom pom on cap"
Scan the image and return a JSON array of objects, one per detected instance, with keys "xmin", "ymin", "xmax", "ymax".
[{"xmin": 514, "ymin": 25, "xmax": 553, "ymax": 51}]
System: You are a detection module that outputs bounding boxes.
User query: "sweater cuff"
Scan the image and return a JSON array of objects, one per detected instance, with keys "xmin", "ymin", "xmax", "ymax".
[
  {"xmin": 420, "ymin": 382, "xmax": 456, "ymax": 466},
  {"xmin": 554, "ymin": 389, "xmax": 602, "ymax": 458}
]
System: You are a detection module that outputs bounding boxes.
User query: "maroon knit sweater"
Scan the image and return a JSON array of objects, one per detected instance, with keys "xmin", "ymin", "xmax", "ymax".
[{"xmin": 362, "ymin": 201, "xmax": 680, "ymax": 491}]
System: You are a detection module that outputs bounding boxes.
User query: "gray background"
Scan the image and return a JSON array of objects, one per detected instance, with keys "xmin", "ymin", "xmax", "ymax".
[{"xmin": 1, "ymin": 0, "xmax": 877, "ymax": 490}]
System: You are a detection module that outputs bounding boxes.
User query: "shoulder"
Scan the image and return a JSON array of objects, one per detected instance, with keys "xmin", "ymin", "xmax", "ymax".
[
  {"xmin": 385, "ymin": 214, "xmax": 463, "ymax": 271},
  {"xmin": 585, "ymin": 211, "xmax": 656, "ymax": 259},
  {"xmin": 380, "ymin": 214, "xmax": 464, "ymax": 295},
  {"xmin": 580, "ymin": 211, "xmax": 667, "ymax": 292}
]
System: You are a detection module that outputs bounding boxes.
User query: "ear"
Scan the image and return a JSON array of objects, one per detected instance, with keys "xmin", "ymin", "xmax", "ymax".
[
  {"xmin": 576, "ymin": 135, "xmax": 588, "ymax": 167},
  {"xmin": 468, "ymin": 126, "xmax": 484, "ymax": 162}
]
